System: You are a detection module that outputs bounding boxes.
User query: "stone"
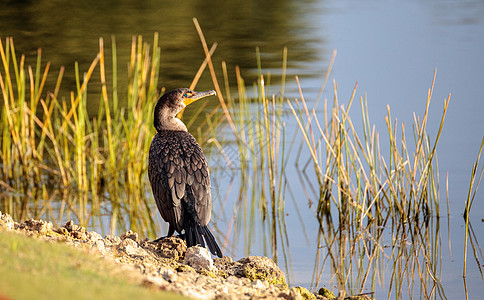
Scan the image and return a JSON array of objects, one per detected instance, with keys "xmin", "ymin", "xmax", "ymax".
[
  {"xmin": 0, "ymin": 211, "xmax": 15, "ymax": 230},
  {"xmin": 293, "ymin": 286, "xmax": 317, "ymax": 299},
  {"xmin": 184, "ymin": 246, "xmax": 216, "ymax": 271},
  {"xmin": 56, "ymin": 227, "xmax": 69, "ymax": 236},
  {"xmin": 278, "ymin": 288, "xmax": 303, "ymax": 300},
  {"xmin": 116, "ymin": 238, "xmax": 147, "ymax": 257},
  {"xmin": 237, "ymin": 256, "xmax": 287, "ymax": 287},
  {"xmin": 90, "ymin": 240, "xmax": 107, "ymax": 256},
  {"xmin": 18, "ymin": 218, "xmax": 53, "ymax": 235},
  {"xmin": 344, "ymin": 295, "xmax": 373, "ymax": 300},
  {"xmin": 121, "ymin": 230, "xmax": 139, "ymax": 242},
  {"xmin": 104, "ymin": 234, "xmax": 122, "ymax": 246},
  {"xmin": 225, "ymin": 275, "xmax": 242, "ymax": 285},
  {"xmin": 60, "ymin": 220, "xmax": 87, "ymax": 240},
  {"xmin": 87, "ymin": 231, "xmax": 103, "ymax": 242},
  {"xmin": 142, "ymin": 274, "xmax": 169, "ymax": 287},
  {"xmin": 158, "ymin": 267, "xmax": 176, "ymax": 282},
  {"xmin": 250, "ymin": 279, "xmax": 269, "ymax": 289},
  {"xmin": 214, "ymin": 255, "xmax": 239, "ymax": 277},
  {"xmin": 215, "ymin": 294, "xmax": 238, "ymax": 300},
  {"xmin": 149, "ymin": 236, "xmax": 187, "ymax": 260},
  {"xmin": 318, "ymin": 287, "xmax": 336, "ymax": 300}
]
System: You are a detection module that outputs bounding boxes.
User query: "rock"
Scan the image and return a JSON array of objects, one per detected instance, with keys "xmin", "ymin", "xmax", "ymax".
[
  {"xmin": 318, "ymin": 287, "xmax": 336, "ymax": 300},
  {"xmin": 293, "ymin": 286, "xmax": 317, "ymax": 299},
  {"xmin": 121, "ymin": 230, "xmax": 139, "ymax": 242},
  {"xmin": 225, "ymin": 275, "xmax": 242, "ymax": 285},
  {"xmin": 145, "ymin": 236, "xmax": 187, "ymax": 260},
  {"xmin": 184, "ymin": 246, "xmax": 216, "ymax": 271},
  {"xmin": 56, "ymin": 227, "xmax": 69, "ymax": 236},
  {"xmin": 58, "ymin": 220, "xmax": 87, "ymax": 240},
  {"xmin": 142, "ymin": 274, "xmax": 169, "ymax": 287},
  {"xmin": 0, "ymin": 211, "xmax": 15, "ymax": 230},
  {"xmin": 159, "ymin": 267, "xmax": 177, "ymax": 282},
  {"xmin": 250, "ymin": 279, "xmax": 269, "ymax": 289},
  {"xmin": 116, "ymin": 238, "xmax": 147, "ymax": 257},
  {"xmin": 278, "ymin": 287, "xmax": 303, "ymax": 300},
  {"xmin": 214, "ymin": 294, "xmax": 238, "ymax": 300},
  {"xmin": 90, "ymin": 240, "xmax": 107, "ymax": 256},
  {"xmin": 19, "ymin": 218, "xmax": 54, "ymax": 235},
  {"xmin": 183, "ymin": 288, "xmax": 212, "ymax": 300},
  {"xmin": 214, "ymin": 255, "xmax": 238, "ymax": 277},
  {"xmin": 87, "ymin": 231, "xmax": 103, "ymax": 242},
  {"xmin": 104, "ymin": 234, "xmax": 122, "ymax": 247},
  {"xmin": 237, "ymin": 256, "xmax": 287, "ymax": 287}
]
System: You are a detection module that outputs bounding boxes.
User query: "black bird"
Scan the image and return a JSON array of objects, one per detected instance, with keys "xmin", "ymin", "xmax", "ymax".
[{"xmin": 148, "ymin": 88, "xmax": 223, "ymax": 257}]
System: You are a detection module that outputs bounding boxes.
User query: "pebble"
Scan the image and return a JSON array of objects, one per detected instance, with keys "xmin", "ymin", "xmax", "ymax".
[{"xmin": 184, "ymin": 246, "xmax": 216, "ymax": 271}]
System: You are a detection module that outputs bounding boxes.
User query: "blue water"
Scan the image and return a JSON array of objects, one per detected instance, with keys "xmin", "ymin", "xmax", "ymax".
[{"xmin": 217, "ymin": 0, "xmax": 484, "ymax": 297}]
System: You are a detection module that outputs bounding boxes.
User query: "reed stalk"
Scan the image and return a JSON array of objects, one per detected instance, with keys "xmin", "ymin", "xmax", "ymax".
[
  {"xmin": 463, "ymin": 136, "xmax": 484, "ymax": 283},
  {"xmin": 0, "ymin": 35, "xmax": 161, "ymax": 236},
  {"xmin": 287, "ymin": 61, "xmax": 451, "ymax": 297}
]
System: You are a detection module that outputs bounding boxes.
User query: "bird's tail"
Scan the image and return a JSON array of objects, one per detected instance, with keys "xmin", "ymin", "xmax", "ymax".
[{"xmin": 186, "ymin": 224, "xmax": 223, "ymax": 258}]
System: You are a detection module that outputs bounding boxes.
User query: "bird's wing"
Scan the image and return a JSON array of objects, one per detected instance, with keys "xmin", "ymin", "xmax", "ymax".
[
  {"xmin": 180, "ymin": 132, "xmax": 212, "ymax": 226},
  {"xmin": 148, "ymin": 132, "xmax": 183, "ymax": 231},
  {"xmin": 149, "ymin": 131, "xmax": 212, "ymax": 231}
]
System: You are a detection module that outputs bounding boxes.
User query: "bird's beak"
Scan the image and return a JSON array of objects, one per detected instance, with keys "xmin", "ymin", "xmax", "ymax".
[{"xmin": 183, "ymin": 90, "xmax": 216, "ymax": 106}]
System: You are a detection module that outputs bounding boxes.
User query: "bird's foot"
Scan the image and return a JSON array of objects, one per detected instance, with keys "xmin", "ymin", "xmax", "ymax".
[
  {"xmin": 153, "ymin": 233, "xmax": 186, "ymax": 243},
  {"xmin": 153, "ymin": 236, "xmax": 166, "ymax": 243}
]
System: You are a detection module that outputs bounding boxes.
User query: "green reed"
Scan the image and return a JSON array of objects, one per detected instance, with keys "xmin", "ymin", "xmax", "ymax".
[
  {"xmin": 0, "ymin": 35, "xmax": 160, "ymax": 236},
  {"xmin": 463, "ymin": 136, "xmax": 484, "ymax": 291},
  {"xmin": 191, "ymin": 18, "xmax": 291, "ymax": 264},
  {"xmin": 0, "ymin": 28, "xmax": 230, "ymax": 240},
  {"xmin": 288, "ymin": 63, "xmax": 451, "ymax": 297}
]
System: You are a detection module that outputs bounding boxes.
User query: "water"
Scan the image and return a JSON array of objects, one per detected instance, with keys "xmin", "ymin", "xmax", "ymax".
[{"xmin": 1, "ymin": 0, "xmax": 483, "ymax": 298}]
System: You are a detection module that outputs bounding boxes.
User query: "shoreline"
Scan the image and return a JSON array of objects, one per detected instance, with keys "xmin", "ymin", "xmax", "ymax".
[{"xmin": 0, "ymin": 211, "xmax": 370, "ymax": 300}]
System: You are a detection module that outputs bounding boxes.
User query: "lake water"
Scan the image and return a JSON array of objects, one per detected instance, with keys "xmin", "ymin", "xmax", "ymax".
[{"xmin": 1, "ymin": 0, "xmax": 483, "ymax": 298}]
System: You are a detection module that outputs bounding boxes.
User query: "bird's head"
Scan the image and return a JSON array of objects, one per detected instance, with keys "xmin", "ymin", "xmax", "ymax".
[{"xmin": 154, "ymin": 88, "xmax": 216, "ymax": 132}]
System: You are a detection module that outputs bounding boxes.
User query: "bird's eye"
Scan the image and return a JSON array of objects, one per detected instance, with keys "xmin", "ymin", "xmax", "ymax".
[{"xmin": 183, "ymin": 93, "xmax": 187, "ymax": 97}]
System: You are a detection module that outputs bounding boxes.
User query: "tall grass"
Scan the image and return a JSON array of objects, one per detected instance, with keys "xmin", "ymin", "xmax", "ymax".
[
  {"xmin": 220, "ymin": 67, "xmax": 289, "ymax": 262},
  {"xmin": 462, "ymin": 136, "xmax": 484, "ymax": 300},
  {"xmin": 191, "ymin": 18, "xmax": 291, "ymax": 264},
  {"xmin": 0, "ymin": 35, "xmax": 160, "ymax": 236},
  {"xmin": 288, "ymin": 65, "xmax": 450, "ymax": 297}
]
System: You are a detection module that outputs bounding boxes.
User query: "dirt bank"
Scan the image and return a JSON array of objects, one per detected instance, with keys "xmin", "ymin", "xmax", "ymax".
[{"xmin": 0, "ymin": 211, "xmax": 372, "ymax": 300}]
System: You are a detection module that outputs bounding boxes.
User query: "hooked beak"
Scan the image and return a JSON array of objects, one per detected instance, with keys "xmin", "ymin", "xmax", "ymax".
[{"xmin": 183, "ymin": 90, "xmax": 217, "ymax": 106}]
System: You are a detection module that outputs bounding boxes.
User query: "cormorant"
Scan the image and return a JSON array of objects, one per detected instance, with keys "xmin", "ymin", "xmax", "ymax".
[{"xmin": 148, "ymin": 88, "xmax": 223, "ymax": 257}]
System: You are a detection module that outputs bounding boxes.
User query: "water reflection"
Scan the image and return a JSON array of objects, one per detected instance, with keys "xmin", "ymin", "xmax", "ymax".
[
  {"xmin": 0, "ymin": 0, "xmax": 323, "ymax": 96},
  {"xmin": 313, "ymin": 206, "xmax": 444, "ymax": 298}
]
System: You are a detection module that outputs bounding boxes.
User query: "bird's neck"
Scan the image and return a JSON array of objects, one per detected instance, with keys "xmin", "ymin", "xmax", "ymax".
[{"xmin": 155, "ymin": 114, "xmax": 187, "ymax": 132}]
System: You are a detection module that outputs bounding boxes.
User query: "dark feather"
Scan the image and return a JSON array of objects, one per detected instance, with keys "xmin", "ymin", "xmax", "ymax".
[{"xmin": 149, "ymin": 130, "xmax": 222, "ymax": 256}]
